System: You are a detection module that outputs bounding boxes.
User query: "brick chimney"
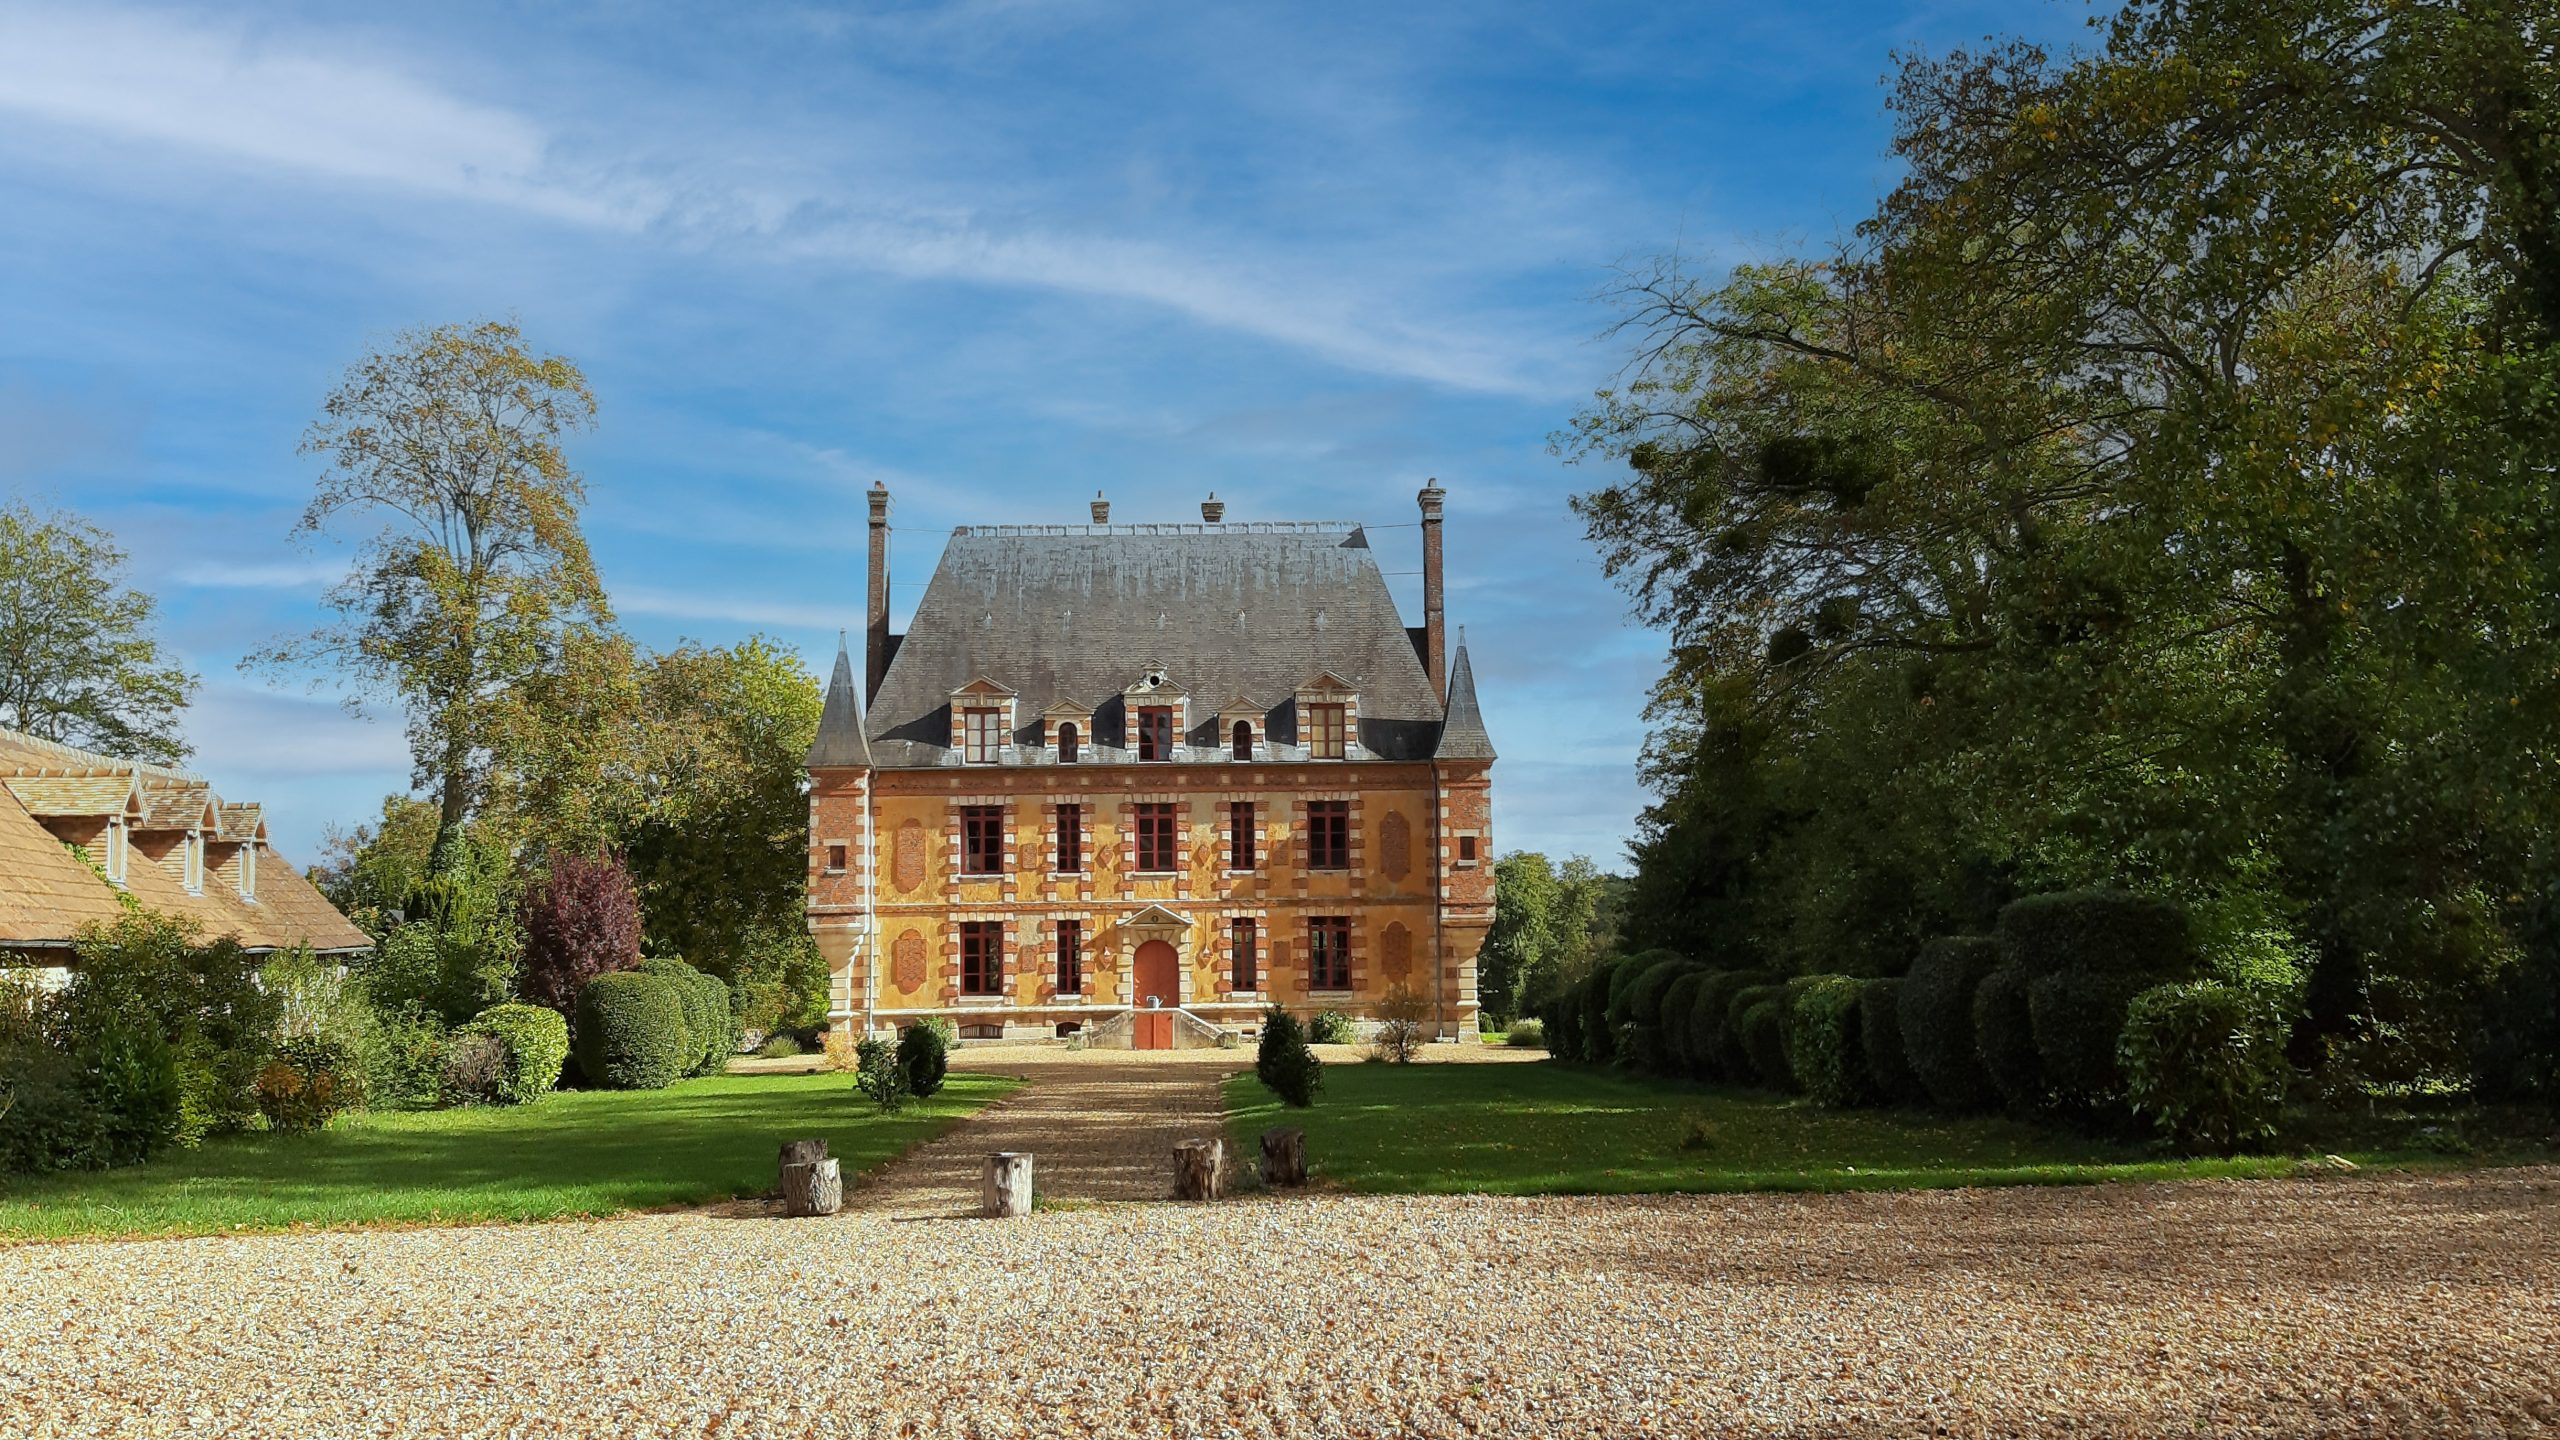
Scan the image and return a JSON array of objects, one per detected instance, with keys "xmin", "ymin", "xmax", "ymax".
[
  {"xmin": 1091, "ymin": 490, "xmax": 1111, "ymax": 525},
  {"xmin": 1419, "ymin": 480, "xmax": 1447, "ymax": 701},
  {"xmin": 866, "ymin": 482, "xmax": 892, "ymax": 701},
  {"xmin": 1202, "ymin": 492, "xmax": 1225, "ymax": 523}
]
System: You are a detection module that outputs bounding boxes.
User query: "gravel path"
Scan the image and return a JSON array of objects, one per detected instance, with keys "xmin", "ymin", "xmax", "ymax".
[
  {"xmin": 848, "ymin": 1049, "xmax": 1236, "ymax": 1214},
  {"xmin": 3, "ymin": 1167, "xmax": 2553, "ymax": 1438}
]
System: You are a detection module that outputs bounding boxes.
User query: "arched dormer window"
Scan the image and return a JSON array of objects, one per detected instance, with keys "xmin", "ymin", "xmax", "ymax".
[
  {"xmin": 1231, "ymin": 720, "xmax": 1253, "ymax": 761},
  {"xmin": 1058, "ymin": 722, "xmax": 1080, "ymax": 764}
]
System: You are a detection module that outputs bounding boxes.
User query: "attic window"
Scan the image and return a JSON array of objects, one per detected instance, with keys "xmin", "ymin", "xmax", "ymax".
[
  {"xmin": 1135, "ymin": 707, "xmax": 1175, "ymax": 762},
  {"xmin": 1057, "ymin": 722, "xmax": 1080, "ymax": 764},
  {"xmin": 1231, "ymin": 720, "xmax": 1253, "ymax": 761},
  {"xmin": 184, "ymin": 833, "xmax": 204, "ymax": 895},
  {"xmin": 962, "ymin": 707, "xmax": 1004, "ymax": 764},
  {"xmin": 1307, "ymin": 703, "xmax": 1348, "ymax": 760},
  {"xmin": 104, "ymin": 817, "xmax": 127, "ymax": 887},
  {"xmin": 240, "ymin": 842, "xmax": 258, "ymax": 900}
]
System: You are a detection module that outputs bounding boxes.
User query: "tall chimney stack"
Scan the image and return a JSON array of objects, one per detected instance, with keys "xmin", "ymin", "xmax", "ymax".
[
  {"xmin": 1418, "ymin": 480, "xmax": 1447, "ymax": 701},
  {"xmin": 866, "ymin": 482, "xmax": 892, "ymax": 702},
  {"xmin": 1201, "ymin": 492, "xmax": 1225, "ymax": 523},
  {"xmin": 1091, "ymin": 490, "xmax": 1111, "ymax": 525}
]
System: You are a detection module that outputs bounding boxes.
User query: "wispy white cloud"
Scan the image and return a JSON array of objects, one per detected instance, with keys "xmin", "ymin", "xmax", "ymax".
[
  {"xmin": 614, "ymin": 585, "xmax": 848, "ymax": 634},
  {"xmin": 0, "ymin": 3, "xmax": 1579, "ymax": 398},
  {"xmin": 172, "ymin": 559, "xmax": 344, "ymax": 590}
]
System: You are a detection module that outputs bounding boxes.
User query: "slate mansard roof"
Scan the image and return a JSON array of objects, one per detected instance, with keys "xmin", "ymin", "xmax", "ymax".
[{"xmin": 851, "ymin": 522, "xmax": 1483, "ymax": 767}]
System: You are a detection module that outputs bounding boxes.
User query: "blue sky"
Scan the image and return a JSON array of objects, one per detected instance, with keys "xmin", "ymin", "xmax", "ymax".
[{"xmin": 0, "ymin": 0, "xmax": 2089, "ymax": 864}]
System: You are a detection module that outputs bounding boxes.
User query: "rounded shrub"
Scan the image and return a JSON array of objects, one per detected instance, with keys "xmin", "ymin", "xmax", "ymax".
[
  {"xmin": 1605, "ymin": 951, "xmax": 1689, "ymax": 1029},
  {"xmin": 574, "ymin": 971, "xmax": 692, "ymax": 1091},
  {"xmin": 1541, "ymin": 980, "xmax": 1585, "ymax": 1062},
  {"xmin": 1720, "ymin": 982, "xmax": 1787, "ymax": 1085},
  {"xmin": 2120, "ymin": 981, "xmax": 2292, "ymax": 1154},
  {"xmin": 1659, "ymin": 971, "xmax": 1713, "ymax": 1075},
  {"xmin": 1616, "ymin": 958, "xmax": 1701, "ymax": 1072},
  {"xmin": 457, "ymin": 1003, "xmax": 570, "ymax": 1104},
  {"xmin": 1971, "ymin": 966, "xmax": 2043, "ymax": 1113},
  {"xmin": 1856, "ymin": 977, "xmax": 1927, "ymax": 1106},
  {"xmin": 1785, "ymin": 975, "xmax": 1871, "ymax": 1107},
  {"xmin": 1692, "ymin": 970, "xmax": 1776, "ymax": 1081},
  {"xmin": 1739, "ymin": 999, "xmax": 1794, "ymax": 1091},
  {"xmin": 1581, "ymin": 959, "xmax": 1628, "ymax": 1064},
  {"xmin": 2027, "ymin": 970, "xmax": 2150, "ymax": 1111},
  {"xmin": 898, "ymin": 1016, "xmax": 953, "ymax": 1099},
  {"xmin": 1899, "ymin": 937, "xmax": 2000, "ymax": 1109},
  {"xmin": 638, "ymin": 957, "xmax": 732, "ymax": 1076},
  {"xmin": 1995, "ymin": 890, "xmax": 2195, "ymax": 981}
]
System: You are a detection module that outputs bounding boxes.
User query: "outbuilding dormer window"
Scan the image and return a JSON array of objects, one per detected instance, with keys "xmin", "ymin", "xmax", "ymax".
[
  {"xmin": 184, "ymin": 832, "xmax": 204, "ymax": 895},
  {"xmin": 103, "ymin": 817, "xmax": 128, "ymax": 886}
]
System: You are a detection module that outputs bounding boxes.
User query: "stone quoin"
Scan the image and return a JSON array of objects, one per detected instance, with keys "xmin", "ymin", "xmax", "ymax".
[{"xmin": 806, "ymin": 484, "xmax": 1496, "ymax": 1048}]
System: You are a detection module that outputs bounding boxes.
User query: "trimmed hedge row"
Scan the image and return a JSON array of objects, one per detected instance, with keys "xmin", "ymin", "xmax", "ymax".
[{"xmin": 1900, "ymin": 938, "xmax": 1999, "ymax": 1109}]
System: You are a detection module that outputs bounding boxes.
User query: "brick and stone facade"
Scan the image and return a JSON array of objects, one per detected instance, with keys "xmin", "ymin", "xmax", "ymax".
[{"xmin": 808, "ymin": 485, "xmax": 1496, "ymax": 1045}]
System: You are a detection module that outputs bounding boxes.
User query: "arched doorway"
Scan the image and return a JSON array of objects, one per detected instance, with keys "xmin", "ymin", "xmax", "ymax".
[{"xmin": 1133, "ymin": 939, "xmax": 1179, "ymax": 1009}]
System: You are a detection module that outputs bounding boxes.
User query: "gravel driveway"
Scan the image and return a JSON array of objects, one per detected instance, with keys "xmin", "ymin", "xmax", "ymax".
[{"xmin": 4, "ymin": 1166, "xmax": 2553, "ymax": 1438}]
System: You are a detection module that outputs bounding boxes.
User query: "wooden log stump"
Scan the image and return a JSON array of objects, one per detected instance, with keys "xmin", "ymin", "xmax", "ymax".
[
  {"xmin": 780, "ymin": 1158, "xmax": 842, "ymax": 1217},
  {"xmin": 982, "ymin": 1152, "xmax": 1033, "ymax": 1218},
  {"xmin": 1260, "ymin": 1125, "xmax": 1306, "ymax": 1187},
  {"xmin": 1173, "ymin": 1138, "xmax": 1224, "ymax": 1201},
  {"xmin": 779, "ymin": 1138, "xmax": 829, "ymax": 1171}
]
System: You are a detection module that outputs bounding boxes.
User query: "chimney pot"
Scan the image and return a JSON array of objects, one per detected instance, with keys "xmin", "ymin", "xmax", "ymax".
[
  {"xmin": 1202, "ymin": 492, "xmax": 1225, "ymax": 524},
  {"xmin": 1091, "ymin": 490, "xmax": 1111, "ymax": 525}
]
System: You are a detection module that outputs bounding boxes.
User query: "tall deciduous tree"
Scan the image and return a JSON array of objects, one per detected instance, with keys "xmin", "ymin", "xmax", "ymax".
[
  {"xmin": 252, "ymin": 320, "xmax": 608, "ymax": 852},
  {"xmin": 0, "ymin": 502, "xmax": 196, "ymax": 764}
]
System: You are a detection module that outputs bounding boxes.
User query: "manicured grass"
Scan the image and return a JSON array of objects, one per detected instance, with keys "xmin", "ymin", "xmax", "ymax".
[
  {"xmin": 1224, "ymin": 1060, "xmax": 2546, "ymax": 1196},
  {"xmin": 0, "ymin": 1070, "xmax": 1018, "ymax": 1242}
]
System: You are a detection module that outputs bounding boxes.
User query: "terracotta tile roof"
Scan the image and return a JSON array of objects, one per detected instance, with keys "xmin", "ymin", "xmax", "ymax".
[{"xmin": 0, "ymin": 725, "xmax": 371, "ymax": 957}]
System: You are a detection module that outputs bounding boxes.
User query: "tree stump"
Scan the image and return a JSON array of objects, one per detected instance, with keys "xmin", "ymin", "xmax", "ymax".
[
  {"xmin": 1260, "ymin": 1126, "xmax": 1306, "ymax": 1187},
  {"xmin": 1173, "ymin": 1138, "xmax": 1224, "ymax": 1201},
  {"xmin": 779, "ymin": 1138, "xmax": 830, "ymax": 1172},
  {"xmin": 780, "ymin": 1158, "xmax": 842, "ymax": 1217},
  {"xmin": 982, "ymin": 1152, "xmax": 1033, "ymax": 1218}
]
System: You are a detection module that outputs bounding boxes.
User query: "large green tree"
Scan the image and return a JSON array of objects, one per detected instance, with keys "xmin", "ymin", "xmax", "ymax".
[
  {"xmin": 1569, "ymin": 0, "xmax": 2560, "ymax": 1075},
  {"xmin": 0, "ymin": 502, "xmax": 196, "ymax": 764},
  {"xmin": 252, "ymin": 320, "xmax": 608, "ymax": 852}
]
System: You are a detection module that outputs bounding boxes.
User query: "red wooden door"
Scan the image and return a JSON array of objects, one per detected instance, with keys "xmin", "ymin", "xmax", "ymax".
[
  {"xmin": 1136, "ymin": 1012, "xmax": 1172, "ymax": 1050},
  {"xmin": 1133, "ymin": 939, "xmax": 1178, "ymax": 1009}
]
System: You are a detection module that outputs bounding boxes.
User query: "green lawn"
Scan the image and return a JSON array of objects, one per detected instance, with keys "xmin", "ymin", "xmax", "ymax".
[
  {"xmin": 0, "ymin": 1070, "xmax": 1017, "ymax": 1242},
  {"xmin": 1224, "ymin": 1060, "xmax": 2544, "ymax": 1196}
]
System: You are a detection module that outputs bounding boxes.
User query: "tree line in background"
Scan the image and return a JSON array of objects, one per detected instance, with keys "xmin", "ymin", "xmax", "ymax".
[{"xmin": 1562, "ymin": 0, "xmax": 2560, "ymax": 1108}]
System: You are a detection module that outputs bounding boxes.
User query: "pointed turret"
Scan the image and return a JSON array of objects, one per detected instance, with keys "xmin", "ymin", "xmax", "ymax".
[
  {"xmin": 807, "ymin": 638, "xmax": 874, "ymax": 769},
  {"xmin": 1434, "ymin": 639, "xmax": 1495, "ymax": 761}
]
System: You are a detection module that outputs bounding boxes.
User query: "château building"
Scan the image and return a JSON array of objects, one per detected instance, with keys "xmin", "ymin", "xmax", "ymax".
[{"xmin": 806, "ymin": 484, "xmax": 1494, "ymax": 1047}]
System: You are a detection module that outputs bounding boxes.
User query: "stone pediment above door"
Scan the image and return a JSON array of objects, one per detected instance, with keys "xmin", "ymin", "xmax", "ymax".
[{"xmin": 1122, "ymin": 903, "xmax": 1188, "ymax": 933}]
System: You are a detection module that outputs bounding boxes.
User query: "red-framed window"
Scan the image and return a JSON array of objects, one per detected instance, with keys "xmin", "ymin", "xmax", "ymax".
[
  {"xmin": 1228, "ymin": 801, "xmax": 1257, "ymax": 870},
  {"xmin": 1308, "ymin": 916, "xmax": 1351, "ymax": 990},
  {"xmin": 1459, "ymin": 835, "xmax": 1479, "ymax": 864},
  {"xmin": 1306, "ymin": 703, "xmax": 1347, "ymax": 759},
  {"xmin": 1306, "ymin": 800, "xmax": 1350, "ymax": 870},
  {"xmin": 1057, "ymin": 919, "xmax": 1084, "ymax": 995},
  {"xmin": 962, "ymin": 707, "xmax": 1005, "ymax": 764},
  {"xmin": 822, "ymin": 842, "xmax": 847, "ymax": 874},
  {"xmin": 1231, "ymin": 720, "xmax": 1253, "ymax": 760},
  {"xmin": 1055, "ymin": 803, "xmax": 1082, "ymax": 873},
  {"xmin": 961, "ymin": 921, "xmax": 1004, "ymax": 996},
  {"xmin": 1135, "ymin": 802, "xmax": 1178, "ymax": 872},
  {"xmin": 961, "ymin": 805, "xmax": 1004, "ymax": 875},
  {"xmin": 1057, "ymin": 721, "xmax": 1080, "ymax": 764},
  {"xmin": 1135, "ymin": 706, "xmax": 1175, "ymax": 762},
  {"xmin": 1230, "ymin": 918, "xmax": 1259, "ymax": 992}
]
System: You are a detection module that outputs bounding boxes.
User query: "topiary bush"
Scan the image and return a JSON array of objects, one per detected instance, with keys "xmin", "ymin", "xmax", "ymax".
[
  {"xmin": 574, "ymin": 972, "xmax": 692, "ymax": 1091},
  {"xmin": 1617, "ymin": 959, "xmax": 1701, "ymax": 1071},
  {"xmin": 1785, "ymin": 975, "xmax": 1871, "ymax": 1107},
  {"xmin": 1899, "ymin": 937, "xmax": 2000, "ymax": 1110},
  {"xmin": 1721, "ymin": 982, "xmax": 1786, "ymax": 1085},
  {"xmin": 898, "ymin": 1016, "xmax": 952, "ymax": 1098},
  {"xmin": 2120, "ymin": 981, "xmax": 2293, "ymax": 1154},
  {"xmin": 1995, "ymin": 890, "xmax": 2195, "ymax": 981},
  {"xmin": 1692, "ymin": 970, "xmax": 1776, "ymax": 1080},
  {"xmin": 1739, "ymin": 999, "xmax": 1794, "ymax": 1091},
  {"xmin": 1581, "ymin": 960, "xmax": 1627, "ymax": 1065},
  {"xmin": 256, "ymin": 1036, "xmax": 365, "ymax": 1131},
  {"xmin": 1256, "ymin": 1006, "xmax": 1322, "ymax": 1107},
  {"xmin": 456, "ymin": 1003, "xmax": 569, "ymax": 1104},
  {"xmin": 1857, "ymin": 978, "xmax": 1927, "ymax": 1106},
  {"xmin": 637, "ymin": 957, "xmax": 733, "ymax": 1076},
  {"xmin": 1605, "ymin": 951, "xmax": 1689, "ymax": 1029},
  {"xmin": 2027, "ymin": 970, "xmax": 2150, "ymax": 1112},
  {"xmin": 855, "ymin": 1034, "xmax": 908, "ymax": 1112},
  {"xmin": 1659, "ymin": 971, "xmax": 1712, "ymax": 1075},
  {"xmin": 1971, "ymin": 965, "xmax": 2043, "ymax": 1113},
  {"xmin": 1540, "ymin": 981, "xmax": 1585, "ymax": 1062}
]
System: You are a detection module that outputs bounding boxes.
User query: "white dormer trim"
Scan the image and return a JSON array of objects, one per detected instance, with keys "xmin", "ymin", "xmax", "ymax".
[
  {"xmin": 949, "ymin": 677, "xmax": 1019, "ymax": 762},
  {"xmin": 1293, "ymin": 674, "xmax": 1361, "ymax": 760}
]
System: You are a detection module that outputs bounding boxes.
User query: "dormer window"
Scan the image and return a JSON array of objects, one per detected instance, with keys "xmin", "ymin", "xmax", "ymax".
[
  {"xmin": 103, "ymin": 817, "xmax": 127, "ymax": 886},
  {"xmin": 239, "ymin": 842, "xmax": 258, "ymax": 900},
  {"xmin": 184, "ymin": 833, "xmax": 204, "ymax": 895},
  {"xmin": 1231, "ymin": 720, "xmax": 1253, "ymax": 761},
  {"xmin": 1135, "ymin": 707, "xmax": 1175, "ymax": 762},
  {"xmin": 961, "ymin": 707, "xmax": 1005, "ymax": 764},
  {"xmin": 1057, "ymin": 722, "xmax": 1080, "ymax": 764},
  {"xmin": 1307, "ymin": 703, "xmax": 1348, "ymax": 760}
]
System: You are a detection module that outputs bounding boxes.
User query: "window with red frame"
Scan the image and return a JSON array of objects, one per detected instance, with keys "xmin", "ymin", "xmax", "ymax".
[
  {"xmin": 1054, "ymin": 803, "xmax": 1082, "ymax": 873},
  {"xmin": 1135, "ymin": 706, "xmax": 1175, "ymax": 761},
  {"xmin": 962, "ymin": 707, "xmax": 1005, "ymax": 764},
  {"xmin": 1308, "ymin": 916, "xmax": 1350, "ymax": 990},
  {"xmin": 960, "ymin": 921, "xmax": 1004, "ymax": 996},
  {"xmin": 1135, "ymin": 802, "xmax": 1178, "ymax": 871},
  {"xmin": 1230, "ymin": 918, "xmax": 1259, "ymax": 992},
  {"xmin": 1227, "ymin": 801, "xmax": 1257, "ymax": 870},
  {"xmin": 1305, "ymin": 800, "xmax": 1349, "ymax": 870},
  {"xmin": 961, "ymin": 805, "xmax": 1003, "ymax": 875},
  {"xmin": 1056, "ymin": 919, "xmax": 1084, "ymax": 995}
]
